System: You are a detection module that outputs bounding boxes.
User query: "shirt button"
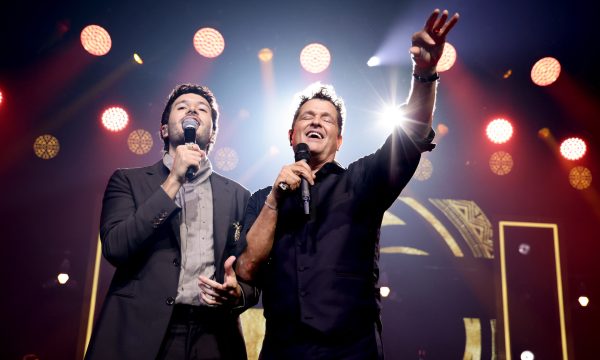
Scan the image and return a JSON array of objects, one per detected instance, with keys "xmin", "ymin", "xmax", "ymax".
[{"xmin": 166, "ymin": 297, "xmax": 175, "ymax": 305}]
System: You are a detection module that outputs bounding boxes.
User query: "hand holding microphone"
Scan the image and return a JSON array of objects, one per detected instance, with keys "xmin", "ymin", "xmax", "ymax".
[{"xmin": 272, "ymin": 143, "xmax": 314, "ymax": 215}]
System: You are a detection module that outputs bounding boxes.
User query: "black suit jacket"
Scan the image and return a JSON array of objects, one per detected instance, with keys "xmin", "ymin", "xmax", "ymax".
[{"xmin": 85, "ymin": 160, "xmax": 257, "ymax": 359}]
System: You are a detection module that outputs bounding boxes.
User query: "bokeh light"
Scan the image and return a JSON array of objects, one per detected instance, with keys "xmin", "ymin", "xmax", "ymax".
[
  {"xmin": 380, "ymin": 286, "xmax": 391, "ymax": 298},
  {"xmin": 101, "ymin": 106, "xmax": 129, "ymax": 132},
  {"xmin": 489, "ymin": 151, "xmax": 513, "ymax": 175},
  {"xmin": 57, "ymin": 273, "xmax": 69, "ymax": 285},
  {"xmin": 569, "ymin": 166, "xmax": 592, "ymax": 190},
  {"xmin": 486, "ymin": 118, "xmax": 513, "ymax": 144},
  {"xmin": 578, "ymin": 296, "xmax": 590, "ymax": 307},
  {"xmin": 437, "ymin": 42, "xmax": 456, "ymax": 72},
  {"xmin": 193, "ymin": 28, "xmax": 225, "ymax": 58},
  {"xmin": 300, "ymin": 43, "xmax": 331, "ymax": 73},
  {"xmin": 538, "ymin": 127, "xmax": 551, "ymax": 139},
  {"xmin": 531, "ymin": 57, "xmax": 561, "ymax": 86},
  {"xmin": 258, "ymin": 48, "xmax": 273, "ymax": 62},
  {"xmin": 214, "ymin": 147, "xmax": 239, "ymax": 171},
  {"xmin": 33, "ymin": 135, "xmax": 60, "ymax": 159},
  {"xmin": 414, "ymin": 158, "xmax": 433, "ymax": 181},
  {"xmin": 560, "ymin": 137, "xmax": 586, "ymax": 160},
  {"xmin": 0, "ymin": 89, "xmax": 3, "ymax": 106},
  {"xmin": 127, "ymin": 129, "xmax": 154, "ymax": 155},
  {"xmin": 133, "ymin": 53, "xmax": 143, "ymax": 64},
  {"xmin": 80, "ymin": 25, "xmax": 112, "ymax": 56},
  {"xmin": 367, "ymin": 56, "xmax": 381, "ymax": 67}
]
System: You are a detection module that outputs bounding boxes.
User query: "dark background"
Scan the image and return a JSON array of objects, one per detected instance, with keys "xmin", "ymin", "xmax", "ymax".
[{"xmin": 1, "ymin": 0, "xmax": 598, "ymax": 358}]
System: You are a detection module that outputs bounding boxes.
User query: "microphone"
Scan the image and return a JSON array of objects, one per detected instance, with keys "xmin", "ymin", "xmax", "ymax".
[
  {"xmin": 294, "ymin": 143, "xmax": 311, "ymax": 215},
  {"xmin": 182, "ymin": 118, "xmax": 198, "ymax": 180}
]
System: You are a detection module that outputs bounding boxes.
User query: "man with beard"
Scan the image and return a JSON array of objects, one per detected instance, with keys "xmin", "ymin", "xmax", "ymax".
[{"xmin": 86, "ymin": 84, "xmax": 258, "ymax": 360}]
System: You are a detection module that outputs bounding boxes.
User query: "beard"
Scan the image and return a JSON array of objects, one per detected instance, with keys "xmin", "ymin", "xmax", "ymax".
[{"xmin": 167, "ymin": 125, "xmax": 212, "ymax": 152}]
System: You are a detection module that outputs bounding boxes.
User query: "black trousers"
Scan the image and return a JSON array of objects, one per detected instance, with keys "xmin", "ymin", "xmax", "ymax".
[{"xmin": 157, "ymin": 304, "xmax": 246, "ymax": 360}]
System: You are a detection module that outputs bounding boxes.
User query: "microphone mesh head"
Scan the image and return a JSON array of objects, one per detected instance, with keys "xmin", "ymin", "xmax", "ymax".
[
  {"xmin": 294, "ymin": 143, "xmax": 311, "ymax": 162},
  {"xmin": 182, "ymin": 118, "xmax": 198, "ymax": 130}
]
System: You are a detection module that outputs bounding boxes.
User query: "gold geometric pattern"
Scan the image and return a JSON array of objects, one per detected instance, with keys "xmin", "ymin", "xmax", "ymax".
[
  {"xmin": 33, "ymin": 134, "xmax": 60, "ymax": 159},
  {"xmin": 414, "ymin": 157, "xmax": 433, "ymax": 181},
  {"xmin": 430, "ymin": 199, "xmax": 494, "ymax": 259},
  {"xmin": 489, "ymin": 151, "xmax": 513, "ymax": 175},
  {"xmin": 240, "ymin": 308, "xmax": 265, "ymax": 360},
  {"xmin": 381, "ymin": 210, "xmax": 406, "ymax": 226},
  {"xmin": 569, "ymin": 166, "xmax": 592, "ymax": 190},
  {"xmin": 380, "ymin": 246, "xmax": 429, "ymax": 256},
  {"xmin": 462, "ymin": 318, "xmax": 482, "ymax": 360},
  {"xmin": 127, "ymin": 129, "xmax": 153, "ymax": 155}
]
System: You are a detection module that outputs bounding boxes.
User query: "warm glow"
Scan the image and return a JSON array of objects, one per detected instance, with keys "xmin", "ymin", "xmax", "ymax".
[
  {"xmin": 520, "ymin": 350, "xmax": 534, "ymax": 360},
  {"xmin": 133, "ymin": 53, "xmax": 143, "ymax": 64},
  {"xmin": 489, "ymin": 151, "xmax": 513, "ymax": 175},
  {"xmin": 503, "ymin": 69, "xmax": 512, "ymax": 79},
  {"xmin": 33, "ymin": 135, "xmax": 60, "ymax": 160},
  {"xmin": 486, "ymin": 118, "xmax": 513, "ymax": 144},
  {"xmin": 380, "ymin": 286, "xmax": 391, "ymax": 298},
  {"xmin": 193, "ymin": 28, "xmax": 225, "ymax": 58},
  {"xmin": 560, "ymin": 137, "xmax": 586, "ymax": 160},
  {"xmin": 367, "ymin": 56, "xmax": 381, "ymax": 67},
  {"xmin": 258, "ymin": 48, "xmax": 273, "ymax": 62},
  {"xmin": 437, "ymin": 42, "xmax": 457, "ymax": 72},
  {"xmin": 531, "ymin": 57, "xmax": 561, "ymax": 86},
  {"xmin": 127, "ymin": 129, "xmax": 153, "ymax": 154},
  {"xmin": 57, "ymin": 273, "xmax": 70, "ymax": 285},
  {"xmin": 300, "ymin": 43, "xmax": 331, "ymax": 74},
  {"xmin": 436, "ymin": 123, "xmax": 449, "ymax": 137},
  {"xmin": 0, "ymin": 89, "xmax": 3, "ymax": 106},
  {"xmin": 80, "ymin": 25, "xmax": 112, "ymax": 56},
  {"xmin": 101, "ymin": 106, "xmax": 129, "ymax": 132},
  {"xmin": 569, "ymin": 166, "xmax": 592, "ymax": 190},
  {"xmin": 578, "ymin": 296, "xmax": 590, "ymax": 307},
  {"xmin": 538, "ymin": 127, "xmax": 551, "ymax": 139}
]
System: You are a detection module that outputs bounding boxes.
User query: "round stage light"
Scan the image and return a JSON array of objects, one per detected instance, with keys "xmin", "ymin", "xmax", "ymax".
[
  {"xmin": 538, "ymin": 127, "xmax": 551, "ymax": 139},
  {"xmin": 569, "ymin": 166, "xmax": 592, "ymax": 190},
  {"xmin": 437, "ymin": 42, "xmax": 456, "ymax": 72},
  {"xmin": 486, "ymin": 118, "xmax": 513, "ymax": 144},
  {"xmin": 531, "ymin": 57, "xmax": 561, "ymax": 86},
  {"xmin": 578, "ymin": 296, "xmax": 590, "ymax": 307},
  {"xmin": 33, "ymin": 134, "xmax": 60, "ymax": 160},
  {"xmin": 80, "ymin": 25, "xmax": 112, "ymax": 56},
  {"xmin": 127, "ymin": 129, "xmax": 154, "ymax": 155},
  {"xmin": 258, "ymin": 48, "xmax": 273, "ymax": 62},
  {"xmin": 560, "ymin": 137, "xmax": 586, "ymax": 160},
  {"xmin": 367, "ymin": 56, "xmax": 381, "ymax": 67},
  {"xmin": 0, "ymin": 89, "xmax": 3, "ymax": 106},
  {"xmin": 133, "ymin": 53, "xmax": 143, "ymax": 64},
  {"xmin": 193, "ymin": 28, "xmax": 225, "ymax": 58},
  {"xmin": 214, "ymin": 147, "xmax": 239, "ymax": 171},
  {"xmin": 520, "ymin": 350, "xmax": 534, "ymax": 360},
  {"xmin": 57, "ymin": 273, "xmax": 70, "ymax": 285},
  {"xmin": 300, "ymin": 43, "xmax": 331, "ymax": 74},
  {"xmin": 380, "ymin": 286, "xmax": 391, "ymax": 298},
  {"xmin": 489, "ymin": 151, "xmax": 513, "ymax": 175},
  {"xmin": 101, "ymin": 106, "xmax": 129, "ymax": 132}
]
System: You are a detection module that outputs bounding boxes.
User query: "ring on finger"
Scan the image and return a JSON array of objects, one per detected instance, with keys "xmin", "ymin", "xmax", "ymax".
[{"xmin": 278, "ymin": 182, "xmax": 288, "ymax": 191}]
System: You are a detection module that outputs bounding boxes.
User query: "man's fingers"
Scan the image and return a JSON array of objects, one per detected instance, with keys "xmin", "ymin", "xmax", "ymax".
[
  {"xmin": 438, "ymin": 13, "xmax": 460, "ymax": 37},
  {"xmin": 424, "ymin": 8, "xmax": 440, "ymax": 30}
]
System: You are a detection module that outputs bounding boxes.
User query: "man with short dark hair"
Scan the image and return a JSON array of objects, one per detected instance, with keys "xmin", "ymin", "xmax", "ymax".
[
  {"xmin": 86, "ymin": 84, "xmax": 258, "ymax": 360},
  {"xmin": 236, "ymin": 9, "xmax": 459, "ymax": 359}
]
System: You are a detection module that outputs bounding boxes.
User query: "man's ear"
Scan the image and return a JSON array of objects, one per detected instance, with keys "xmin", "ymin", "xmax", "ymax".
[
  {"xmin": 336, "ymin": 134, "xmax": 343, "ymax": 151},
  {"xmin": 288, "ymin": 129, "xmax": 293, "ymax": 147},
  {"xmin": 160, "ymin": 124, "xmax": 168, "ymax": 139}
]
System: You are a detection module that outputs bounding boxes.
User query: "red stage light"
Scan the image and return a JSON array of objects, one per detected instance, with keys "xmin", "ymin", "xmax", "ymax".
[
  {"xmin": 101, "ymin": 106, "xmax": 129, "ymax": 132},
  {"xmin": 560, "ymin": 137, "xmax": 586, "ymax": 160},
  {"xmin": 531, "ymin": 57, "xmax": 561, "ymax": 86},
  {"xmin": 486, "ymin": 118, "xmax": 513, "ymax": 144},
  {"xmin": 437, "ymin": 42, "xmax": 456, "ymax": 72},
  {"xmin": 0, "ymin": 89, "xmax": 3, "ymax": 106},
  {"xmin": 193, "ymin": 28, "xmax": 225, "ymax": 58},
  {"xmin": 300, "ymin": 43, "xmax": 331, "ymax": 74},
  {"xmin": 80, "ymin": 25, "xmax": 112, "ymax": 56}
]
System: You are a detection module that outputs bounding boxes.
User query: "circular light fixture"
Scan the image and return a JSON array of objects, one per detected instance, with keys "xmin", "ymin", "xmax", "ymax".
[
  {"xmin": 300, "ymin": 43, "xmax": 331, "ymax": 74},
  {"xmin": 193, "ymin": 28, "xmax": 225, "ymax": 58},
  {"xmin": 80, "ymin": 25, "xmax": 112, "ymax": 56}
]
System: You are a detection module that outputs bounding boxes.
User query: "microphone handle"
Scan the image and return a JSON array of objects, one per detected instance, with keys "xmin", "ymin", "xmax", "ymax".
[
  {"xmin": 185, "ymin": 141, "xmax": 196, "ymax": 180},
  {"xmin": 300, "ymin": 159, "xmax": 310, "ymax": 215}
]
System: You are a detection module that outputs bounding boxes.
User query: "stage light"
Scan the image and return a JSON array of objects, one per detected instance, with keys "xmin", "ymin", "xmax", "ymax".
[
  {"xmin": 531, "ymin": 57, "xmax": 561, "ymax": 86},
  {"xmin": 80, "ymin": 25, "xmax": 112, "ymax": 56},
  {"xmin": 258, "ymin": 48, "xmax": 273, "ymax": 62},
  {"xmin": 503, "ymin": 69, "xmax": 512, "ymax": 79},
  {"xmin": 538, "ymin": 127, "xmax": 551, "ymax": 139},
  {"xmin": 518, "ymin": 243, "xmax": 531, "ymax": 255},
  {"xmin": 101, "ymin": 106, "xmax": 129, "ymax": 132},
  {"xmin": 379, "ymin": 105, "xmax": 405, "ymax": 130},
  {"xmin": 300, "ymin": 43, "xmax": 331, "ymax": 74},
  {"xmin": 57, "ymin": 273, "xmax": 70, "ymax": 285},
  {"xmin": 0, "ymin": 89, "xmax": 3, "ymax": 106},
  {"xmin": 560, "ymin": 137, "xmax": 586, "ymax": 160},
  {"xmin": 578, "ymin": 296, "xmax": 590, "ymax": 307},
  {"xmin": 520, "ymin": 350, "xmax": 534, "ymax": 360},
  {"xmin": 437, "ymin": 42, "xmax": 456, "ymax": 72},
  {"xmin": 569, "ymin": 166, "xmax": 592, "ymax": 190},
  {"xmin": 214, "ymin": 147, "xmax": 239, "ymax": 171},
  {"xmin": 133, "ymin": 53, "xmax": 143, "ymax": 64},
  {"xmin": 489, "ymin": 151, "xmax": 513, "ymax": 176},
  {"xmin": 193, "ymin": 28, "xmax": 225, "ymax": 58},
  {"xmin": 414, "ymin": 158, "xmax": 433, "ymax": 181},
  {"xmin": 367, "ymin": 56, "xmax": 381, "ymax": 67},
  {"xmin": 486, "ymin": 118, "xmax": 513, "ymax": 144},
  {"xmin": 380, "ymin": 286, "xmax": 391, "ymax": 298},
  {"xmin": 436, "ymin": 123, "xmax": 449, "ymax": 137},
  {"xmin": 33, "ymin": 134, "xmax": 60, "ymax": 159},
  {"xmin": 127, "ymin": 129, "xmax": 153, "ymax": 155}
]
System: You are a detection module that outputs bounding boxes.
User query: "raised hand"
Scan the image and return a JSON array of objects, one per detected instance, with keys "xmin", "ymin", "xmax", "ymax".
[{"xmin": 410, "ymin": 9, "xmax": 459, "ymax": 71}]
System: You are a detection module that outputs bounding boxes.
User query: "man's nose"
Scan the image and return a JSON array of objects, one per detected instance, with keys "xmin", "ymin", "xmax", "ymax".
[{"xmin": 186, "ymin": 107, "xmax": 199, "ymax": 115}]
